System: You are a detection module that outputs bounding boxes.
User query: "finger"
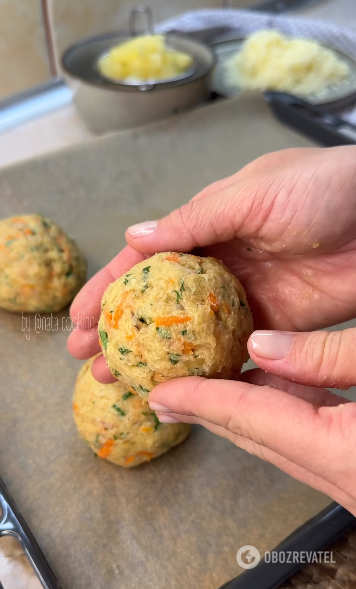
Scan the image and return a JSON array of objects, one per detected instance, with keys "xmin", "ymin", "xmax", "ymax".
[
  {"xmin": 68, "ymin": 246, "xmax": 145, "ymax": 361},
  {"xmin": 92, "ymin": 354, "xmax": 116, "ymax": 384},
  {"xmin": 67, "ymin": 328, "xmax": 101, "ymax": 360},
  {"xmin": 241, "ymin": 368, "xmax": 348, "ymax": 408},
  {"xmin": 248, "ymin": 329, "xmax": 356, "ymax": 389},
  {"xmin": 148, "ymin": 377, "xmax": 356, "ymax": 481},
  {"xmin": 125, "ymin": 179, "xmax": 256, "ymax": 253},
  {"xmin": 70, "ymin": 246, "xmax": 145, "ymax": 328},
  {"xmin": 148, "ymin": 377, "xmax": 318, "ymax": 465}
]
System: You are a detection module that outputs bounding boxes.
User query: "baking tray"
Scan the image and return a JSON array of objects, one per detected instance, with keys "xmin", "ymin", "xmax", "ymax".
[{"xmin": 0, "ymin": 93, "xmax": 340, "ymax": 589}]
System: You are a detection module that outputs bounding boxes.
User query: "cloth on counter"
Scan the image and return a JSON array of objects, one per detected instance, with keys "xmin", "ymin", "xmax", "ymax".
[{"xmin": 157, "ymin": 9, "xmax": 356, "ymax": 125}]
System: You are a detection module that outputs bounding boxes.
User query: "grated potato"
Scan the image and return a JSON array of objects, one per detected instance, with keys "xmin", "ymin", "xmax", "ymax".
[
  {"xmin": 98, "ymin": 34, "xmax": 193, "ymax": 82},
  {"xmin": 225, "ymin": 30, "xmax": 350, "ymax": 98}
]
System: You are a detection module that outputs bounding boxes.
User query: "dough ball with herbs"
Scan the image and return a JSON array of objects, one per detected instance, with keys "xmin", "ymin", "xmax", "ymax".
[
  {"xmin": 98, "ymin": 252, "xmax": 253, "ymax": 400},
  {"xmin": 0, "ymin": 214, "xmax": 87, "ymax": 313},
  {"xmin": 73, "ymin": 357, "xmax": 191, "ymax": 467}
]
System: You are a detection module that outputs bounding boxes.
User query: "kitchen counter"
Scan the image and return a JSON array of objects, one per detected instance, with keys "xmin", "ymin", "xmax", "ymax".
[{"xmin": 0, "ymin": 0, "xmax": 355, "ymax": 171}]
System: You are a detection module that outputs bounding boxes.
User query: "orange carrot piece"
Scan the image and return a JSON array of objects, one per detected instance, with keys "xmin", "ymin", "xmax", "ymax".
[
  {"xmin": 106, "ymin": 291, "xmax": 129, "ymax": 329},
  {"xmin": 162, "ymin": 254, "xmax": 181, "ymax": 263},
  {"xmin": 124, "ymin": 455, "xmax": 135, "ymax": 464},
  {"xmin": 153, "ymin": 373, "xmax": 169, "ymax": 383},
  {"xmin": 23, "ymin": 284, "xmax": 35, "ymax": 295},
  {"xmin": 136, "ymin": 451, "xmax": 154, "ymax": 459},
  {"xmin": 155, "ymin": 316, "xmax": 191, "ymax": 327},
  {"xmin": 222, "ymin": 302, "xmax": 231, "ymax": 315},
  {"xmin": 23, "ymin": 229, "xmax": 34, "ymax": 236},
  {"xmin": 97, "ymin": 439, "xmax": 115, "ymax": 459},
  {"xmin": 208, "ymin": 293, "xmax": 219, "ymax": 313},
  {"xmin": 182, "ymin": 342, "xmax": 194, "ymax": 355},
  {"xmin": 73, "ymin": 403, "xmax": 79, "ymax": 411},
  {"xmin": 126, "ymin": 334, "xmax": 134, "ymax": 341},
  {"xmin": 141, "ymin": 426, "xmax": 153, "ymax": 433},
  {"xmin": 104, "ymin": 309, "xmax": 113, "ymax": 324}
]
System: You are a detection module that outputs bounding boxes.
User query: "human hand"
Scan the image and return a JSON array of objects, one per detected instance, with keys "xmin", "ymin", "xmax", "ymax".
[
  {"xmin": 148, "ymin": 327, "xmax": 356, "ymax": 514},
  {"xmin": 68, "ymin": 146, "xmax": 356, "ymax": 383},
  {"xmin": 125, "ymin": 146, "xmax": 356, "ymax": 333}
]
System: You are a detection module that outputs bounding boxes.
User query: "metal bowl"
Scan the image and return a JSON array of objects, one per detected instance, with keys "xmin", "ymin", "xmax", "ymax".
[
  {"xmin": 210, "ymin": 33, "xmax": 356, "ymax": 111},
  {"xmin": 62, "ymin": 31, "xmax": 216, "ymax": 134}
]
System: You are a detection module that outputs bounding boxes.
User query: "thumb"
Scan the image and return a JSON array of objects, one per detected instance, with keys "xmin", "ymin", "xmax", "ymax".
[
  {"xmin": 248, "ymin": 328, "xmax": 356, "ymax": 390},
  {"xmin": 125, "ymin": 187, "xmax": 250, "ymax": 254}
]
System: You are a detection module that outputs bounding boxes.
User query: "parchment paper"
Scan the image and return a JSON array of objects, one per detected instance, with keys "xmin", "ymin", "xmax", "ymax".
[{"xmin": 0, "ymin": 94, "xmax": 332, "ymax": 589}]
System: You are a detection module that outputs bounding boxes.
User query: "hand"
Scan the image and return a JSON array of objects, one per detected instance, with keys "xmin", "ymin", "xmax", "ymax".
[
  {"xmin": 67, "ymin": 146, "xmax": 356, "ymax": 512},
  {"xmin": 124, "ymin": 146, "xmax": 356, "ymax": 333},
  {"xmin": 148, "ymin": 356, "xmax": 356, "ymax": 515},
  {"xmin": 68, "ymin": 146, "xmax": 356, "ymax": 383}
]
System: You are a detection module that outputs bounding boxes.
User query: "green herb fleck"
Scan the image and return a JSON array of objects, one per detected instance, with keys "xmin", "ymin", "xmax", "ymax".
[
  {"xmin": 180, "ymin": 279, "xmax": 185, "ymax": 292},
  {"xmin": 122, "ymin": 392, "xmax": 134, "ymax": 401},
  {"xmin": 65, "ymin": 269, "xmax": 73, "ymax": 278},
  {"xmin": 173, "ymin": 289, "xmax": 182, "ymax": 304},
  {"xmin": 141, "ymin": 284, "xmax": 148, "ymax": 293},
  {"xmin": 42, "ymin": 219, "xmax": 51, "ymax": 229},
  {"xmin": 197, "ymin": 268, "xmax": 204, "ymax": 274},
  {"xmin": 181, "ymin": 329, "xmax": 187, "ymax": 336},
  {"xmin": 118, "ymin": 347, "xmax": 131, "ymax": 355},
  {"xmin": 123, "ymin": 274, "xmax": 132, "ymax": 285},
  {"xmin": 156, "ymin": 327, "xmax": 171, "ymax": 339},
  {"xmin": 5, "ymin": 239, "xmax": 16, "ymax": 247},
  {"xmin": 142, "ymin": 411, "xmax": 147, "ymax": 416},
  {"xmin": 139, "ymin": 385, "xmax": 151, "ymax": 394},
  {"xmin": 152, "ymin": 412, "xmax": 161, "ymax": 431},
  {"xmin": 114, "ymin": 370, "xmax": 121, "ymax": 378},
  {"xmin": 142, "ymin": 266, "xmax": 151, "ymax": 275},
  {"xmin": 99, "ymin": 330, "xmax": 109, "ymax": 350},
  {"xmin": 169, "ymin": 353, "xmax": 181, "ymax": 365},
  {"xmin": 113, "ymin": 404, "xmax": 125, "ymax": 416},
  {"xmin": 95, "ymin": 434, "xmax": 100, "ymax": 444},
  {"xmin": 113, "ymin": 434, "xmax": 118, "ymax": 440},
  {"xmin": 137, "ymin": 361, "xmax": 147, "ymax": 367}
]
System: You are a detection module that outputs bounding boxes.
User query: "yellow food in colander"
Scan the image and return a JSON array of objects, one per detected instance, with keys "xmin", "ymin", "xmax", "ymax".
[{"xmin": 98, "ymin": 34, "xmax": 193, "ymax": 82}]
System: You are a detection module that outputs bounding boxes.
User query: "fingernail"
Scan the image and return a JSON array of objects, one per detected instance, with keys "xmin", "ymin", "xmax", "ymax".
[
  {"xmin": 158, "ymin": 415, "xmax": 181, "ymax": 424},
  {"xmin": 250, "ymin": 330, "xmax": 294, "ymax": 360},
  {"xmin": 127, "ymin": 220, "xmax": 157, "ymax": 237},
  {"xmin": 148, "ymin": 402, "xmax": 172, "ymax": 413}
]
